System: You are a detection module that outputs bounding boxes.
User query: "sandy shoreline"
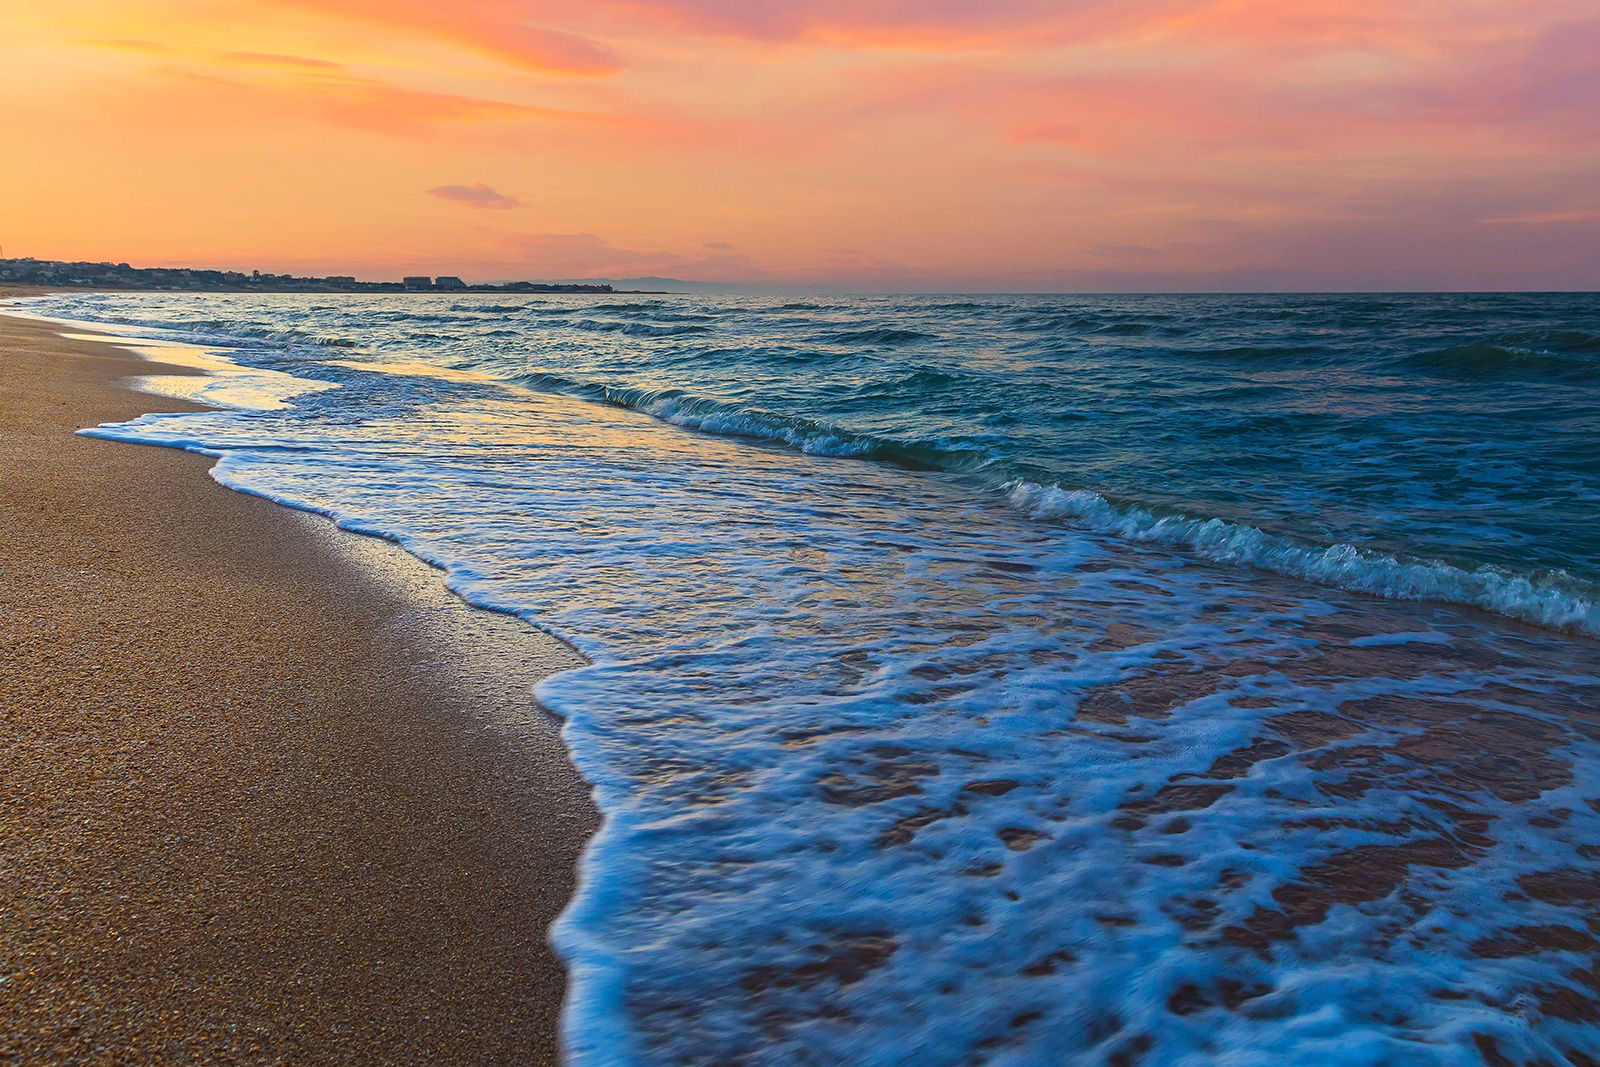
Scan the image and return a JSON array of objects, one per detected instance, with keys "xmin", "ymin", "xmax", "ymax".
[{"xmin": 0, "ymin": 307, "xmax": 597, "ymax": 1063}]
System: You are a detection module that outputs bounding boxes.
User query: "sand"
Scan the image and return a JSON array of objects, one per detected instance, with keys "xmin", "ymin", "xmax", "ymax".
[{"xmin": 0, "ymin": 307, "xmax": 598, "ymax": 1064}]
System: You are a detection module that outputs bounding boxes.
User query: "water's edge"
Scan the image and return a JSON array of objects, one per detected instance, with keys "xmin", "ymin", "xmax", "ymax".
[{"xmin": 16, "ymin": 311, "xmax": 618, "ymax": 1059}]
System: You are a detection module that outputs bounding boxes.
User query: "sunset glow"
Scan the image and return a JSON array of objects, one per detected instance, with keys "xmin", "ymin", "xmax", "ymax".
[{"xmin": 4, "ymin": 0, "xmax": 1597, "ymax": 290}]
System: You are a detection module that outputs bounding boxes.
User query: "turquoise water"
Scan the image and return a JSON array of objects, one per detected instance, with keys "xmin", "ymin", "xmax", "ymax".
[
  {"xmin": 28, "ymin": 291, "xmax": 1600, "ymax": 1065},
  {"xmin": 451, "ymin": 293, "xmax": 1600, "ymax": 592},
  {"xmin": 47, "ymin": 291, "xmax": 1600, "ymax": 631}
]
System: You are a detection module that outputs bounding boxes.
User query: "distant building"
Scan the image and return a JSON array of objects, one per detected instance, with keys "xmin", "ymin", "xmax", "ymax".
[{"xmin": 1, "ymin": 257, "xmax": 618, "ymax": 295}]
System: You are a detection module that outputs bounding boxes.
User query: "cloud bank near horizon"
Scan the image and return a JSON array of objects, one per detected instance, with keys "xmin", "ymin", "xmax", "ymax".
[{"xmin": 2, "ymin": 0, "xmax": 1596, "ymax": 290}]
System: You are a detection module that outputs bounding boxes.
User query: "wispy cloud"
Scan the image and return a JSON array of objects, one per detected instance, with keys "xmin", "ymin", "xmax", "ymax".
[
  {"xmin": 85, "ymin": 38, "xmax": 172, "ymax": 54},
  {"xmin": 149, "ymin": 65, "xmax": 609, "ymax": 134},
  {"xmin": 430, "ymin": 183, "xmax": 522, "ymax": 209},
  {"xmin": 216, "ymin": 51, "xmax": 342, "ymax": 71},
  {"xmin": 1480, "ymin": 210, "xmax": 1600, "ymax": 225},
  {"xmin": 274, "ymin": 0, "xmax": 623, "ymax": 75}
]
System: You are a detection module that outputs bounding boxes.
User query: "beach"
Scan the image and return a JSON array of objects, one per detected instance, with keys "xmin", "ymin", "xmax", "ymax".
[{"xmin": 0, "ymin": 307, "xmax": 596, "ymax": 1063}]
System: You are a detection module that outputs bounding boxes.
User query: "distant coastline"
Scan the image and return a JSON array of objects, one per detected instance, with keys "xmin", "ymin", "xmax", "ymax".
[{"xmin": 0, "ymin": 257, "xmax": 662, "ymax": 295}]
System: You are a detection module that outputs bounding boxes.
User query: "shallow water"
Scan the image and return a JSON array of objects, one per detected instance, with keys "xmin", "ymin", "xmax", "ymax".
[{"xmin": 28, "ymin": 291, "xmax": 1600, "ymax": 1065}]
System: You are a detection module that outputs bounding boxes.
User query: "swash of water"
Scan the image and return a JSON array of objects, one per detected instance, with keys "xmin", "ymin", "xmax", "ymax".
[{"xmin": 25, "ymin": 291, "xmax": 1600, "ymax": 1066}]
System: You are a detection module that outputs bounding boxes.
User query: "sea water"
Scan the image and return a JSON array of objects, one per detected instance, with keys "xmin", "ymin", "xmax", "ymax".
[{"xmin": 26, "ymin": 291, "xmax": 1600, "ymax": 1065}]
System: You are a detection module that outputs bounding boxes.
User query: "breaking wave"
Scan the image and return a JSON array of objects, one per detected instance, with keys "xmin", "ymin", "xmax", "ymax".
[
  {"xmin": 1006, "ymin": 481, "xmax": 1599, "ymax": 636},
  {"xmin": 502, "ymin": 365, "xmax": 1598, "ymax": 635}
]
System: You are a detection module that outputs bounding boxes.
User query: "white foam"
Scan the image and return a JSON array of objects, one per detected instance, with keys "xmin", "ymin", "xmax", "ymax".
[{"xmin": 1006, "ymin": 480, "xmax": 1600, "ymax": 637}]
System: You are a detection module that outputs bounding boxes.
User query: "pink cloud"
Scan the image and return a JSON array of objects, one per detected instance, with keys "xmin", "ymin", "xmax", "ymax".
[
  {"xmin": 277, "ymin": 0, "xmax": 622, "ymax": 75},
  {"xmin": 599, "ymin": 0, "xmax": 1064, "ymax": 42},
  {"xmin": 147, "ymin": 65, "xmax": 630, "ymax": 136}
]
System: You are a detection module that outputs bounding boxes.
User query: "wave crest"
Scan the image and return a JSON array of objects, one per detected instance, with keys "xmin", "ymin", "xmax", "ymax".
[
  {"xmin": 568, "ymin": 318, "xmax": 712, "ymax": 338},
  {"xmin": 820, "ymin": 328, "xmax": 934, "ymax": 345},
  {"xmin": 1006, "ymin": 481, "xmax": 1599, "ymax": 636},
  {"xmin": 1401, "ymin": 341, "xmax": 1596, "ymax": 380}
]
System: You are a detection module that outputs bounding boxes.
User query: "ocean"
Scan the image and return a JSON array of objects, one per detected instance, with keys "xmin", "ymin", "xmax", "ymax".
[{"xmin": 26, "ymin": 290, "xmax": 1600, "ymax": 1065}]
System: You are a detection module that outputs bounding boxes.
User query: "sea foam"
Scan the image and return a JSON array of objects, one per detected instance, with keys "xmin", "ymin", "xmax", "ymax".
[{"xmin": 1005, "ymin": 481, "xmax": 1600, "ymax": 637}]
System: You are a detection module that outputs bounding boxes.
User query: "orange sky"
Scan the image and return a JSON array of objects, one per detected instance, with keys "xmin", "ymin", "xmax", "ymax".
[{"xmin": 3, "ymin": 0, "xmax": 1597, "ymax": 290}]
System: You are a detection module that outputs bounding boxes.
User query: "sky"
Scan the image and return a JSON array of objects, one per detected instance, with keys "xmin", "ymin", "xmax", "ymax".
[{"xmin": 2, "ymin": 0, "xmax": 1597, "ymax": 291}]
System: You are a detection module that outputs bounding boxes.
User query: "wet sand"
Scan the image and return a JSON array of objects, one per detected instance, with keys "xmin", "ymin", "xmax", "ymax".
[{"xmin": 0, "ymin": 306, "xmax": 597, "ymax": 1063}]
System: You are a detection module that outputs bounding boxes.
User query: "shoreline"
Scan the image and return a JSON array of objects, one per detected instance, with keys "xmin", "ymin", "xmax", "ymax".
[{"xmin": 0, "ymin": 308, "xmax": 598, "ymax": 1062}]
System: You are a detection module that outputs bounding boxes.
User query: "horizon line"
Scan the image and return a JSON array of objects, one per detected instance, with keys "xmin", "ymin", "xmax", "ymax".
[{"xmin": 4, "ymin": 254, "xmax": 1598, "ymax": 299}]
